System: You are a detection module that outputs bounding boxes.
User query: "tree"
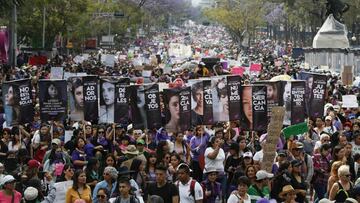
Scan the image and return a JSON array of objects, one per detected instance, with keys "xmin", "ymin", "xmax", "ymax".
[{"xmin": 204, "ymin": 0, "xmax": 265, "ymax": 46}]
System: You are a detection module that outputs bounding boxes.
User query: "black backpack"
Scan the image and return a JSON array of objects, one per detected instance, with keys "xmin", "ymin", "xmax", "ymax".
[{"xmin": 114, "ymin": 195, "xmax": 138, "ymax": 203}]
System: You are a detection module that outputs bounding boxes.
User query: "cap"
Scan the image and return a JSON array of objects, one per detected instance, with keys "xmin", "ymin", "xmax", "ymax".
[
  {"xmin": 205, "ymin": 167, "xmax": 219, "ymax": 174},
  {"xmin": 291, "ymin": 159, "xmax": 302, "ymax": 167},
  {"xmin": 51, "ymin": 138, "xmax": 61, "ymax": 146},
  {"xmin": 136, "ymin": 139, "xmax": 145, "ymax": 145},
  {"xmin": 292, "ymin": 141, "xmax": 304, "ymax": 149},
  {"xmin": 176, "ymin": 163, "xmax": 192, "ymax": 172},
  {"xmin": 325, "ymin": 116, "xmax": 332, "ymax": 121},
  {"xmin": 28, "ymin": 159, "xmax": 42, "ymax": 169},
  {"xmin": 24, "ymin": 187, "xmax": 38, "ymax": 201},
  {"xmin": 243, "ymin": 151, "xmax": 253, "ymax": 158},
  {"xmin": 1, "ymin": 175, "xmax": 15, "ymax": 185},
  {"xmin": 277, "ymin": 150, "xmax": 287, "ymax": 156},
  {"xmin": 256, "ymin": 170, "xmax": 274, "ymax": 180}
]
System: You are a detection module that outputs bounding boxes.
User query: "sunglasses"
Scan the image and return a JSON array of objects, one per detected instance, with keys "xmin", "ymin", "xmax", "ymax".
[
  {"xmin": 97, "ymin": 195, "xmax": 106, "ymax": 199},
  {"xmin": 345, "ymin": 174, "xmax": 351, "ymax": 178},
  {"xmin": 98, "ymin": 131, "xmax": 105, "ymax": 134}
]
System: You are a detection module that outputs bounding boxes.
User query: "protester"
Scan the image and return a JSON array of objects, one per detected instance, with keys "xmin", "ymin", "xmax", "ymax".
[{"xmin": 66, "ymin": 169, "xmax": 92, "ymax": 203}]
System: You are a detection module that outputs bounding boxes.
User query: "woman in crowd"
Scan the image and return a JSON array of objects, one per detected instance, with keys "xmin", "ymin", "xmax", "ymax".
[
  {"xmin": 173, "ymin": 132, "xmax": 190, "ymax": 163},
  {"xmin": 190, "ymin": 125, "xmax": 210, "ymax": 181},
  {"xmin": 96, "ymin": 188, "xmax": 110, "ymax": 203},
  {"xmin": 225, "ymin": 142, "xmax": 241, "ymax": 195},
  {"xmin": 279, "ymin": 185, "xmax": 298, "ymax": 203},
  {"xmin": 312, "ymin": 143, "xmax": 332, "ymax": 202},
  {"xmin": 0, "ymin": 175, "xmax": 22, "ymax": 203},
  {"xmin": 245, "ymin": 165, "xmax": 257, "ymax": 185},
  {"xmin": 290, "ymin": 160, "xmax": 307, "ymax": 203},
  {"xmin": 332, "ymin": 145, "xmax": 347, "ymax": 163},
  {"xmin": 72, "ymin": 137, "xmax": 88, "ymax": 170},
  {"xmin": 168, "ymin": 153, "xmax": 183, "ymax": 182},
  {"xmin": 327, "ymin": 161, "xmax": 344, "ymax": 196},
  {"xmin": 130, "ymin": 159, "xmax": 147, "ymax": 194},
  {"xmin": 85, "ymin": 158, "xmax": 100, "ymax": 190},
  {"xmin": 202, "ymin": 168, "xmax": 222, "ymax": 203},
  {"xmin": 145, "ymin": 153, "xmax": 157, "ymax": 184},
  {"xmin": 66, "ymin": 169, "xmax": 92, "ymax": 203},
  {"xmin": 329, "ymin": 165, "xmax": 354, "ymax": 202},
  {"xmin": 92, "ymin": 166, "xmax": 118, "ymax": 202},
  {"xmin": 57, "ymin": 164, "xmax": 75, "ymax": 182},
  {"xmin": 227, "ymin": 176, "xmax": 251, "ymax": 203},
  {"xmin": 7, "ymin": 127, "xmax": 26, "ymax": 152}
]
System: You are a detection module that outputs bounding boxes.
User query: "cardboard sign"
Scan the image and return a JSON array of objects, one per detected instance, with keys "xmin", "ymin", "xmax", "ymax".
[
  {"xmin": 262, "ymin": 106, "xmax": 285, "ymax": 172},
  {"xmin": 231, "ymin": 67, "xmax": 245, "ymax": 76},
  {"xmin": 50, "ymin": 67, "xmax": 64, "ymax": 79},
  {"xmin": 342, "ymin": 66, "xmax": 353, "ymax": 86},
  {"xmin": 342, "ymin": 95, "xmax": 359, "ymax": 108}
]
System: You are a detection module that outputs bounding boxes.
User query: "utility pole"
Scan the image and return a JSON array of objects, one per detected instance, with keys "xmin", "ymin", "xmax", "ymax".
[
  {"xmin": 42, "ymin": 5, "xmax": 46, "ymax": 49},
  {"xmin": 9, "ymin": 2, "xmax": 17, "ymax": 67}
]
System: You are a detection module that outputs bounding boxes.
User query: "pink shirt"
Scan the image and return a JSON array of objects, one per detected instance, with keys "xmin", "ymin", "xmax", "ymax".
[{"xmin": 0, "ymin": 190, "xmax": 22, "ymax": 203}]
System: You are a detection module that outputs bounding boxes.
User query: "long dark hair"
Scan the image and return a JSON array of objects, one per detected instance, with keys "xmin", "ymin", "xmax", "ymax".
[{"xmin": 72, "ymin": 169, "xmax": 86, "ymax": 190}]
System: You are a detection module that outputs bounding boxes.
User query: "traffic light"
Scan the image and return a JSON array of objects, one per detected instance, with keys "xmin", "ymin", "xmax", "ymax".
[{"xmin": 114, "ymin": 11, "xmax": 124, "ymax": 18}]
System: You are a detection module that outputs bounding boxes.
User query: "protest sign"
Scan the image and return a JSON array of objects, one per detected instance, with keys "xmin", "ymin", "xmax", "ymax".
[
  {"xmin": 39, "ymin": 80, "xmax": 67, "ymax": 121},
  {"xmin": 50, "ymin": 67, "xmax": 64, "ymax": 79},
  {"xmin": 342, "ymin": 95, "xmax": 358, "ymax": 108},
  {"xmin": 283, "ymin": 122, "xmax": 309, "ymax": 139}
]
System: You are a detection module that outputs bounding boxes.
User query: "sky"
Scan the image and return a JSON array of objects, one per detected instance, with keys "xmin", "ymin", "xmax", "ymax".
[{"xmin": 192, "ymin": 0, "xmax": 200, "ymax": 6}]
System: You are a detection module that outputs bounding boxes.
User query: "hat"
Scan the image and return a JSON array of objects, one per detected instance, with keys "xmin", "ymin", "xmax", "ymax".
[
  {"xmin": 279, "ymin": 185, "xmax": 298, "ymax": 198},
  {"xmin": 28, "ymin": 159, "xmax": 42, "ymax": 169},
  {"xmin": 136, "ymin": 139, "xmax": 145, "ymax": 145},
  {"xmin": 24, "ymin": 187, "xmax": 39, "ymax": 201},
  {"xmin": 127, "ymin": 124, "xmax": 133, "ymax": 131},
  {"xmin": 291, "ymin": 141, "xmax": 304, "ymax": 149},
  {"xmin": 123, "ymin": 145, "xmax": 139, "ymax": 155},
  {"xmin": 243, "ymin": 151, "xmax": 253, "ymax": 158},
  {"xmin": 291, "ymin": 159, "xmax": 302, "ymax": 167},
  {"xmin": 277, "ymin": 150, "xmax": 287, "ymax": 156},
  {"xmin": 344, "ymin": 198, "xmax": 358, "ymax": 203},
  {"xmin": 176, "ymin": 163, "xmax": 192, "ymax": 172},
  {"xmin": 1, "ymin": 175, "xmax": 15, "ymax": 185},
  {"xmin": 318, "ymin": 198, "xmax": 335, "ymax": 203},
  {"xmin": 118, "ymin": 166, "xmax": 135, "ymax": 175},
  {"xmin": 51, "ymin": 138, "xmax": 61, "ymax": 146},
  {"xmin": 104, "ymin": 166, "xmax": 118, "ymax": 179},
  {"xmin": 205, "ymin": 167, "xmax": 219, "ymax": 174},
  {"xmin": 256, "ymin": 170, "xmax": 274, "ymax": 180},
  {"xmin": 325, "ymin": 116, "xmax": 332, "ymax": 121}
]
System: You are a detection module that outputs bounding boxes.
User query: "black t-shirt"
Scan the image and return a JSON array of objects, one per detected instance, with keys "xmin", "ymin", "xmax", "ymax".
[{"xmin": 148, "ymin": 182, "xmax": 179, "ymax": 203}]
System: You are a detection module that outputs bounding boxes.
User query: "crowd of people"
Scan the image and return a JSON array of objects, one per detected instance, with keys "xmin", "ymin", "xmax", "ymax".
[{"xmin": 0, "ymin": 22, "xmax": 360, "ymax": 203}]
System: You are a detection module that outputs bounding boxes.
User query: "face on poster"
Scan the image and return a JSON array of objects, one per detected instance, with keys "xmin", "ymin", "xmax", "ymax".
[
  {"xmin": 99, "ymin": 80, "xmax": 115, "ymax": 123},
  {"xmin": 241, "ymin": 86, "xmax": 252, "ymax": 129},
  {"xmin": 68, "ymin": 77, "xmax": 84, "ymax": 121},
  {"xmin": 164, "ymin": 89, "xmax": 180, "ymax": 132},
  {"xmin": 283, "ymin": 81, "xmax": 292, "ymax": 126},
  {"xmin": 212, "ymin": 76, "xmax": 229, "ymax": 122},
  {"xmin": 2, "ymin": 83, "xmax": 20, "ymax": 126},
  {"xmin": 39, "ymin": 80, "xmax": 67, "ymax": 121},
  {"xmin": 189, "ymin": 80, "xmax": 204, "ymax": 126}
]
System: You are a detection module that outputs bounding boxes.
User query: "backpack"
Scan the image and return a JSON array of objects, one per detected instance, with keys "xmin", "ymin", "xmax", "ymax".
[
  {"xmin": 177, "ymin": 179, "xmax": 207, "ymax": 203},
  {"xmin": 114, "ymin": 195, "xmax": 138, "ymax": 203}
]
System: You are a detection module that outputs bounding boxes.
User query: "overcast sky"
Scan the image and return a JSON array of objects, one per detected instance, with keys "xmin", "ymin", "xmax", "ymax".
[{"xmin": 192, "ymin": 0, "xmax": 200, "ymax": 6}]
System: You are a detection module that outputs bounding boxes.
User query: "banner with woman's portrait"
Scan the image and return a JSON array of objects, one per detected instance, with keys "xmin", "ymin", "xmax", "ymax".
[
  {"xmin": 227, "ymin": 75, "xmax": 241, "ymax": 121},
  {"xmin": 99, "ymin": 77, "xmax": 129, "ymax": 124},
  {"xmin": 211, "ymin": 76, "xmax": 229, "ymax": 122},
  {"xmin": 240, "ymin": 85, "xmax": 267, "ymax": 131},
  {"xmin": 203, "ymin": 80, "xmax": 213, "ymax": 125},
  {"xmin": 67, "ymin": 77, "xmax": 84, "ymax": 121},
  {"xmin": 252, "ymin": 85, "xmax": 268, "ymax": 131},
  {"xmin": 129, "ymin": 85, "xmax": 147, "ymax": 129},
  {"xmin": 38, "ymin": 80, "xmax": 67, "ymax": 121},
  {"xmin": 299, "ymin": 72, "xmax": 327, "ymax": 118},
  {"xmin": 83, "ymin": 76, "xmax": 99, "ymax": 123},
  {"xmin": 164, "ymin": 87, "xmax": 191, "ymax": 133},
  {"xmin": 144, "ymin": 84, "xmax": 162, "ymax": 130},
  {"xmin": 2, "ymin": 79, "xmax": 34, "ymax": 126},
  {"xmin": 255, "ymin": 81, "xmax": 282, "ymax": 119}
]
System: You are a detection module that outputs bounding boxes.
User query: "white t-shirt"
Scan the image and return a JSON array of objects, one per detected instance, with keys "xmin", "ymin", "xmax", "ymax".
[
  {"xmin": 352, "ymin": 142, "xmax": 360, "ymax": 156},
  {"xmin": 204, "ymin": 147, "xmax": 225, "ymax": 172},
  {"xmin": 177, "ymin": 179, "xmax": 203, "ymax": 203},
  {"xmin": 227, "ymin": 193, "xmax": 251, "ymax": 203},
  {"xmin": 253, "ymin": 150, "xmax": 263, "ymax": 162}
]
